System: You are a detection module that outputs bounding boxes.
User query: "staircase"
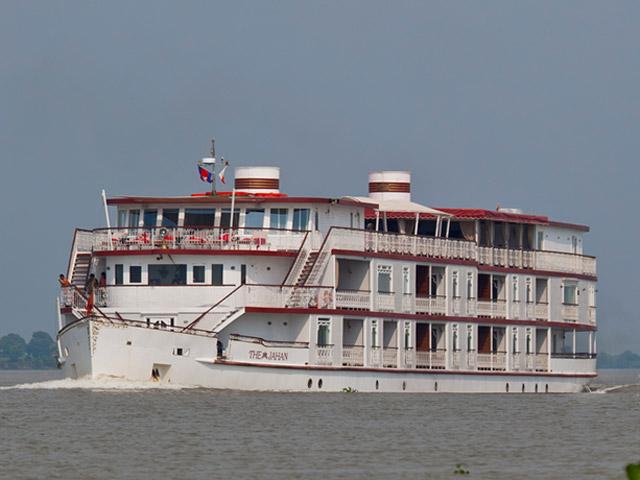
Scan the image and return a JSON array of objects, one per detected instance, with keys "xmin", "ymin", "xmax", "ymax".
[
  {"xmin": 294, "ymin": 252, "xmax": 318, "ymax": 286},
  {"xmin": 71, "ymin": 253, "xmax": 92, "ymax": 286}
]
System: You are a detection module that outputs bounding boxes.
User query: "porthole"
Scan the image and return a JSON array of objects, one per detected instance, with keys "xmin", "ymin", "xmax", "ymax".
[
  {"xmin": 375, "ymin": 380, "xmax": 379, "ymax": 390},
  {"xmin": 506, "ymin": 383, "xmax": 509, "ymax": 393},
  {"xmin": 545, "ymin": 384, "xmax": 549, "ymax": 393},
  {"xmin": 402, "ymin": 381, "xmax": 406, "ymax": 391},
  {"xmin": 318, "ymin": 379, "xmax": 323, "ymax": 389},
  {"xmin": 522, "ymin": 384, "xmax": 525, "ymax": 393},
  {"xmin": 126, "ymin": 341, "xmax": 132, "ymax": 346},
  {"xmin": 434, "ymin": 381, "xmax": 438, "ymax": 392},
  {"xmin": 267, "ymin": 321, "xmax": 272, "ymax": 326},
  {"xmin": 307, "ymin": 378, "xmax": 313, "ymax": 389}
]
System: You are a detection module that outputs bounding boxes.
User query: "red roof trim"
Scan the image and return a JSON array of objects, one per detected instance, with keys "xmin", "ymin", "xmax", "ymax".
[
  {"xmin": 107, "ymin": 196, "xmax": 373, "ymax": 207},
  {"xmin": 215, "ymin": 359, "xmax": 597, "ymax": 378},
  {"xmin": 244, "ymin": 306, "xmax": 597, "ymax": 331},
  {"xmin": 94, "ymin": 249, "xmax": 296, "ymax": 258},
  {"xmin": 547, "ymin": 221, "xmax": 590, "ymax": 232}
]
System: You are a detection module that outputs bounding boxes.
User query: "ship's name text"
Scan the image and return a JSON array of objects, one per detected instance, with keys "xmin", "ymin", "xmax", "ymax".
[{"xmin": 249, "ymin": 350, "xmax": 289, "ymax": 361}]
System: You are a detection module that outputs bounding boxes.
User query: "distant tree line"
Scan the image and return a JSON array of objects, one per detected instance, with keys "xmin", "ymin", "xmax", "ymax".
[
  {"xmin": 597, "ymin": 351, "xmax": 640, "ymax": 369},
  {"xmin": 0, "ymin": 332, "xmax": 57, "ymax": 369}
]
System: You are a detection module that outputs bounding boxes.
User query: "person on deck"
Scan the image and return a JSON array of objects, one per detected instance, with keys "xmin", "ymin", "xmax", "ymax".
[
  {"xmin": 58, "ymin": 274, "xmax": 72, "ymax": 306},
  {"xmin": 58, "ymin": 274, "xmax": 71, "ymax": 287},
  {"xmin": 85, "ymin": 274, "xmax": 99, "ymax": 316}
]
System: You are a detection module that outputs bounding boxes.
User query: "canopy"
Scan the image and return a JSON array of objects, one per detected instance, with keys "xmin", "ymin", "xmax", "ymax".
[{"xmin": 344, "ymin": 196, "xmax": 452, "ymax": 217}]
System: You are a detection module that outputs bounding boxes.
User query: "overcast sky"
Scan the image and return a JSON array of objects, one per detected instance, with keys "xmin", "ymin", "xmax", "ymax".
[{"xmin": 0, "ymin": 1, "xmax": 637, "ymax": 352}]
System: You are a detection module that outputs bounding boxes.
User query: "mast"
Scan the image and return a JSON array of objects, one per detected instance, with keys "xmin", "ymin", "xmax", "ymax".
[{"xmin": 210, "ymin": 139, "xmax": 216, "ymax": 196}]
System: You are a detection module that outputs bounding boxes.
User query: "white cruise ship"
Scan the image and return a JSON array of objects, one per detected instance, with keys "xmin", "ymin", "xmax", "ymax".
[{"xmin": 56, "ymin": 152, "xmax": 597, "ymax": 393}]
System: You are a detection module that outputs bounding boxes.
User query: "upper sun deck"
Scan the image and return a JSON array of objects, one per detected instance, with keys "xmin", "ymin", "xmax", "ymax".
[{"xmin": 72, "ymin": 166, "xmax": 594, "ymax": 278}]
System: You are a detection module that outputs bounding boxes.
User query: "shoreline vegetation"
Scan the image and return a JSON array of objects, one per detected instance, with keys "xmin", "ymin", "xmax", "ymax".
[
  {"xmin": 0, "ymin": 332, "xmax": 57, "ymax": 369},
  {"xmin": 1, "ymin": 330, "xmax": 639, "ymax": 370}
]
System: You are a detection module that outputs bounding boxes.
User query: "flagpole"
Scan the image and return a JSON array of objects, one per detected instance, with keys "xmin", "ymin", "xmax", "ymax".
[{"xmin": 210, "ymin": 139, "xmax": 217, "ymax": 196}]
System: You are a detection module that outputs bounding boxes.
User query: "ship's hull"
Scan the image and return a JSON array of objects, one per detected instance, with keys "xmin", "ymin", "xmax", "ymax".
[{"xmin": 58, "ymin": 318, "xmax": 595, "ymax": 393}]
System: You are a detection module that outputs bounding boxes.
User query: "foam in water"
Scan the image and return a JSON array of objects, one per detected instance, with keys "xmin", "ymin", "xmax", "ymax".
[{"xmin": 1, "ymin": 376, "xmax": 196, "ymax": 391}]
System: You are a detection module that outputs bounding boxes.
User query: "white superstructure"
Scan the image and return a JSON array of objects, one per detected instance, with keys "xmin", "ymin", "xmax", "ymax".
[{"xmin": 56, "ymin": 160, "xmax": 597, "ymax": 393}]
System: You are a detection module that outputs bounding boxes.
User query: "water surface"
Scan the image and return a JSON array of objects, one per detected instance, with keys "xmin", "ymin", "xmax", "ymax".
[{"xmin": 1, "ymin": 370, "xmax": 638, "ymax": 479}]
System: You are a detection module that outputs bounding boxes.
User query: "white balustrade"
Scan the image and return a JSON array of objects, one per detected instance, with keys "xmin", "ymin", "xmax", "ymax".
[
  {"xmin": 342, "ymin": 345, "xmax": 364, "ymax": 366},
  {"xmin": 535, "ymin": 303, "xmax": 549, "ymax": 320},
  {"xmin": 477, "ymin": 300, "xmax": 507, "ymax": 318},
  {"xmin": 315, "ymin": 346, "xmax": 334, "ymax": 365},
  {"xmin": 375, "ymin": 292, "xmax": 396, "ymax": 312},
  {"xmin": 588, "ymin": 306, "xmax": 597, "ymax": 324},
  {"xmin": 562, "ymin": 304, "xmax": 579, "ymax": 322},
  {"xmin": 335, "ymin": 290, "xmax": 370, "ymax": 310},
  {"xmin": 382, "ymin": 348, "xmax": 398, "ymax": 367}
]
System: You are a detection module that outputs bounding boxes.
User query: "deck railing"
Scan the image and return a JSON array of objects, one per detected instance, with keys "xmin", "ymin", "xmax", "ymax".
[
  {"xmin": 92, "ymin": 227, "xmax": 308, "ymax": 253},
  {"xmin": 561, "ymin": 304, "xmax": 579, "ymax": 322},
  {"xmin": 415, "ymin": 349, "xmax": 446, "ymax": 369},
  {"xmin": 477, "ymin": 352, "xmax": 507, "ymax": 371},
  {"xmin": 382, "ymin": 347, "xmax": 398, "ymax": 367},
  {"xmin": 342, "ymin": 345, "xmax": 364, "ymax": 366},
  {"xmin": 476, "ymin": 300, "xmax": 507, "ymax": 318},
  {"xmin": 335, "ymin": 290, "xmax": 370, "ymax": 310}
]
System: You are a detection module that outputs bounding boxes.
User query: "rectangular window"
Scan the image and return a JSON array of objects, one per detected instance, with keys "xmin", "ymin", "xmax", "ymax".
[
  {"xmin": 512, "ymin": 327, "xmax": 519, "ymax": 353},
  {"xmin": 525, "ymin": 328, "xmax": 532, "ymax": 355},
  {"xmin": 270, "ymin": 208, "xmax": 288, "ymax": 229},
  {"xmin": 244, "ymin": 209, "xmax": 265, "ymax": 229},
  {"xmin": 377, "ymin": 265, "xmax": 392, "ymax": 293},
  {"xmin": 128, "ymin": 209, "xmax": 140, "ymax": 228},
  {"xmin": 563, "ymin": 282, "xmax": 577, "ymax": 305},
  {"xmin": 241, "ymin": 264, "xmax": 247, "ymax": 285},
  {"xmin": 512, "ymin": 276, "xmax": 519, "ymax": 302},
  {"xmin": 371, "ymin": 320, "xmax": 379, "ymax": 348},
  {"xmin": 292, "ymin": 208, "xmax": 310, "ymax": 231},
  {"xmin": 452, "ymin": 324, "xmax": 459, "ymax": 352},
  {"xmin": 143, "ymin": 209, "xmax": 157, "ymax": 228},
  {"xmin": 466, "ymin": 273, "xmax": 474, "ymax": 299},
  {"xmin": 404, "ymin": 321, "xmax": 411, "ymax": 350},
  {"xmin": 535, "ymin": 278, "xmax": 547, "ymax": 303},
  {"xmin": 537, "ymin": 231, "xmax": 544, "ymax": 250},
  {"xmin": 148, "ymin": 264, "xmax": 187, "ymax": 286},
  {"xmin": 467, "ymin": 325, "xmax": 473, "ymax": 352},
  {"xmin": 115, "ymin": 264, "xmax": 124, "ymax": 285},
  {"xmin": 129, "ymin": 265, "xmax": 142, "ymax": 284},
  {"xmin": 193, "ymin": 265, "xmax": 205, "ymax": 284},
  {"xmin": 317, "ymin": 319, "xmax": 331, "ymax": 346},
  {"xmin": 402, "ymin": 266, "xmax": 410, "ymax": 295},
  {"xmin": 117, "ymin": 210, "xmax": 127, "ymax": 228},
  {"xmin": 452, "ymin": 271, "xmax": 460, "ymax": 298},
  {"xmin": 161, "ymin": 208, "xmax": 179, "ymax": 227},
  {"xmin": 220, "ymin": 208, "xmax": 240, "ymax": 229},
  {"xmin": 184, "ymin": 208, "xmax": 215, "ymax": 227},
  {"xmin": 212, "ymin": 264, "xmax": 224, "ymax": 286}
]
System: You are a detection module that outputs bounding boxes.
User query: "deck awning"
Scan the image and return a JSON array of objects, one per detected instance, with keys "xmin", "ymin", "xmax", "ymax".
[{"xmin": 343, "ymin": 196, "xmax": 452, "ymax": 217}]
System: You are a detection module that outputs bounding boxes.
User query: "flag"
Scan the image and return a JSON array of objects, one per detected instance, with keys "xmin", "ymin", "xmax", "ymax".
[
  {"xmin": 218, "ymin": 165, "xmax": 228, "ymax": 184},
  {"xmin": 198, "ymin": 165, "xmax": 213, "ymax": 183}
]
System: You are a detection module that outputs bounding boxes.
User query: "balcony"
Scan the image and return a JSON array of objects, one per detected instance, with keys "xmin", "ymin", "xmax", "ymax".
[
  {"xmin": 335, "ymin": 290, "xmax": 370, "ymax": 310},
  {"xmin": 342, "ymin": 345, "xmax": 364, "ymax": 366},
  {"xmin": 327, "ymin": 228, "xmax": 596, "ymax": 277},
  {"xmin": 476, "ymin": 300, "xmax": 507, "ymax": 318},
  {"xmin": 477, "ymin": 352, "xmax": 506, "ymax": 371},
  {"xmin": 415, "ymin": 295, "xmax": 447, "ymax": 315},
  {"xmin": 562, "ymin": 304, "xmax": 579, "ymax": 322},
  {"xmin": 92, "ymin": 227, "xmax": 307, "ymax": 253},
  {"xmin": 382, "ymin": 347, "xmax": 398, "ymax": 367},
  {"xmin": 534, "ymin": 302, "xmax": 549, "ymax": 320},
  {"xmin": 375, "ymin": 292, "xmax": 396, "ymax": 312},
  {"xmin": 415, "ymin": 350, "xmax": 446, "ymax": 369}
]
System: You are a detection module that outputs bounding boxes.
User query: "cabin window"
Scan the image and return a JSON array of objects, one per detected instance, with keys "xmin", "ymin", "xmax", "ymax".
[
  {"xmin": 512, "ymin": 327, "xmax": 519, "ymax": 353},
  {"xmin": 212, "ymin": 264, "xmax": 224, "ymax": 286},
  {"xmin": 220, "ymin": 208, "xmax": 240, "ymax": 229},
  {"xmin": 535, "ymin": 278, "xmax": 547, "ymax": 303},
  {"xmin": 404, "ymin": 321, "xmax": 411, "ymax": 350},
  {"xmin": 512, "ymin": 276, "xmax": 519, "ymax": 302},
  {"xmin": 402, "ymin": 266, "xmax": 410, "ymax": 295},
  {"xmin": 371, "ymin": 320, "xmax": 379, "ymax": 348},
  {"xmin": 184, "ymin": 208, "xmax": 215, "ymax": 227},
  {"xmin": 317, "ymin": 318, "xmax": 331, "ymax": 346},
  {"xmin": 143, "ymin": 209, "xmax": 158, "ymax": 228},
  {"xmin": 525, "ymin": 328, "xmax": 532, "ymax": 355},
  {"xmin": 193, "ymin": 265, "xmax": 205, "ymax": 284},
  {"xmin": 563, "ymin": 282, "xmax": 577, "ymax": 305},
  {"xmin": 466, "ymin": 325, "xmax": 473, "ymax": 352},
  {"xmin": 244, "ymin": 209, "xmax": 265, "ymax": 229},
  {"xmin": 117, "ymin": 210, "xmax": 127, "ymax": 228},
  {"xmin": 161, "ymin": 209, "xmax": 179, "ymax": 227},
  {"xmin": 452, "ymin": 324, "xmax": 459, "ymax": 351},
  {"xmin": 241, "ymin": 264, "xmax": 247, "ymax": 285},
  {"xmin": 270, "ymin": 208, "xmax": 288, "ymax": 229},
  {"xmin": 466, "ymin": 273, "xmax": 474, "ymax": 299},
  {"xmin": 148, "ymin": 264, "xmax": 187, "ymax": 286},
  {"xmin": 452, "ymin": 271, "xmax": 460, "ymax": 298},
  {"xmin": 129, "ymin": 265, "xmax": 142, "ymax": 284},
  {"xmin": 377, "ymin": 265, "xmax": 392, "ymax": 294},
  {"xmin": 115, "ymin": 264, "xmax": 124, "ymax": 285},
  {"xmin": 128, "ymin": 210, "xmax": 140, "ymax": 228},
  {"xmin": 292, "ymin": 208, "xmax": 310, "ymax": 231},
  {"xmin": 537, "ymin": 231, "xmax": 544, "ymax": 250}
]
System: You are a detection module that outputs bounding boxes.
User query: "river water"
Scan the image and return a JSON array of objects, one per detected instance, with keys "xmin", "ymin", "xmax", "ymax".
[{"xmin": 0, "ymin": 369, "xmax": 638, "ymax": 479}]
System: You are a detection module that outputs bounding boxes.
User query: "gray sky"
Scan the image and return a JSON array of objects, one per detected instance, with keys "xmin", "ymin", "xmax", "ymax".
[{"xmin": 0, "ymin": 1, "xmax": 637, "ymax": 352}]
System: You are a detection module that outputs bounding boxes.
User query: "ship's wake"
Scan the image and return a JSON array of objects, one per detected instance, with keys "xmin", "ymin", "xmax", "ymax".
[
  {"xmin": 0, "ymin": 376, "xmax": 196, "ymax": 391},
  {"xmin": 588, "ymin": 383, "xmax": 640, "ymax": 394}
]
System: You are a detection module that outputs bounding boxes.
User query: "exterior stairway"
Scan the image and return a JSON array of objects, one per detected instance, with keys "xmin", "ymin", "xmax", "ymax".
[
  {"xmin": 294, "ymin": 252, "xmax": 318, "ymax": 286},
  {"xmin": 286, "ymin": 252, "xmax": 319, "ymax": 307},
  {"xmin": 71, "ymin": 253, "xmax": 92, "ymax": 286}
]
